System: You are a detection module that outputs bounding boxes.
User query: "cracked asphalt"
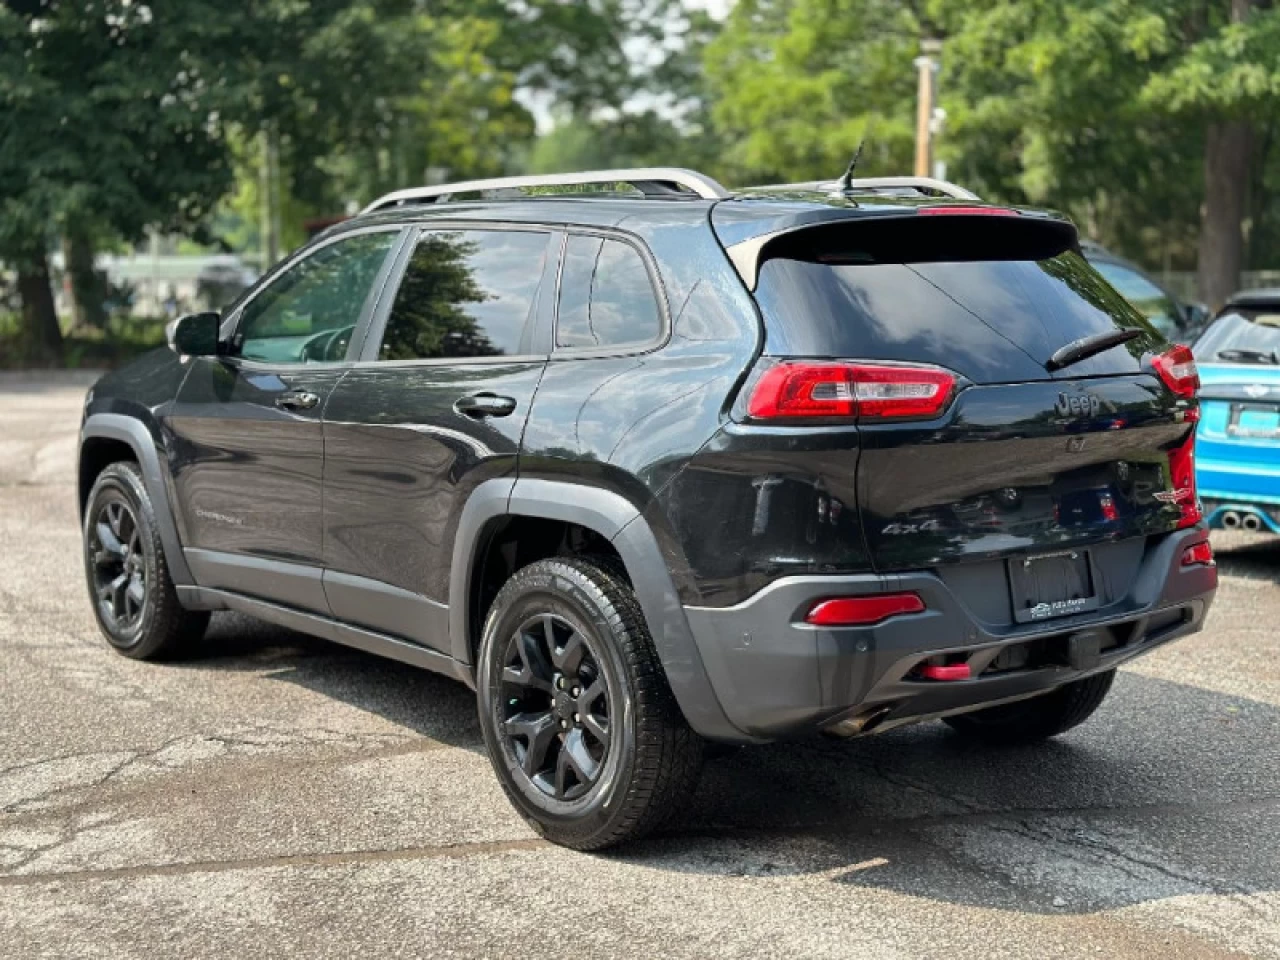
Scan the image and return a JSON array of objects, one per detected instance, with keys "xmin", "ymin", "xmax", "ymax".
[{"xmin": 2, "ymin": 371, "xmax": 1279, "ymax": 959}]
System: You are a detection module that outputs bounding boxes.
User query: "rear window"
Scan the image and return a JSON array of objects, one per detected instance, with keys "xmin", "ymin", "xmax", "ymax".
[
  {"xmin": 1194, "ymin": 309, "xmax": 1280, "ymax": 364},
  {"xmin": 752, "ymin": 219, "xmax": 1163, "ymax": 384}
]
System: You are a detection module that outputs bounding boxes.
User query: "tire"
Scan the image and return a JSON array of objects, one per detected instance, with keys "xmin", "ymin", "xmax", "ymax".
[
  {"xmin": 83, "ymin": 461, "xmax": 210, "ymax": 660},
  {"xmin": 944, "ymin": 670, "xmax": 1116, "ymax": 745},
  {"xmin": 476, "ymin": 557, "xmax": 703, "ymax": 850}
]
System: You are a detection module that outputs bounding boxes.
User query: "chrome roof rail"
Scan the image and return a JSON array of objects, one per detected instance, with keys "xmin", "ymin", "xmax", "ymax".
[
  {"xmin": 741, "ymin": 176, "xmax": 980, "ymax": 201},
  {"xmin": 362, "ymin": 167, "xmax": 731, "ymax": 214}
]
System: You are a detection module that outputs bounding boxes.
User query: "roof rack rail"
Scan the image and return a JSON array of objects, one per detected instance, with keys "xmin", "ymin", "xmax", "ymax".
[
  {"xmin": 361, "ymin": 167, "xmax": 731, "ymax": 214},
  {"xmin": 743, "ymin": 176, "xmax": 980, "ymax": 201}
]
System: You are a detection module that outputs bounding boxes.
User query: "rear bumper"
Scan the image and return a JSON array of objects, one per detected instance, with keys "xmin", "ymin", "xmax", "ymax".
[{"xmin": 683, "ymin": 526, "xmax": 1217, "ymax": 741}]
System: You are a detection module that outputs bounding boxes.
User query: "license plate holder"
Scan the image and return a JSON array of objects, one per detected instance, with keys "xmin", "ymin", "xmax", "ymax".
[
  {"xmin": 1009, "ymin": 549, "xmax": 1099, "ymax": 623},
  {"xmin": 1228, "ymin": 403, "xmax": 1280, "ymax": 439}
]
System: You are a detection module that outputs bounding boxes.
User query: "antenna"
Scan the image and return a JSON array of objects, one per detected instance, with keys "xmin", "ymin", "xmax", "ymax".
[{"xmin": 833, "ymin": 141, "xmax": 865, "ymax": 195}]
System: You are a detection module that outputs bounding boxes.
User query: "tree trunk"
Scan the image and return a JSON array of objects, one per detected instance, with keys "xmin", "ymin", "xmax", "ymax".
[
  {"xmin": 17, "ymin": 255, "xmax": 63, "ymax": 365},
  {"xmin": 1197, "ymin": 120, "xmax": 1252, "ymax": 309},
  {"xmin": 63, "ymin": 228, "xmax": 107, "ymax": 331},
  {"xmin": 1197, "ymin": 0, "xmax": 1259, "ymax": 308}
]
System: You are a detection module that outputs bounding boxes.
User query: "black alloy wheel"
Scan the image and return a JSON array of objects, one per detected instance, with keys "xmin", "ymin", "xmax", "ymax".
[
  {"xmin": 83, "ymin": 461, "xmax": 210, "ymax": 659},
  {"xmin": 499, "ymin": 612, "xmax": 613, "ymax": 802},
  {"xmin": 89, "ymin": 499, "xmax": 147, "ymax": 634},
  {"xmin": 477, "ymin": 557, "xmax": 703, "ymax": 850}
]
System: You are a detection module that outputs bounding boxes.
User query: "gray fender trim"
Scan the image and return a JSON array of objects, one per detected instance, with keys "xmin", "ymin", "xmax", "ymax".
[
  {"xmin": 449, "ymin": 476, "xmax": 749, "ymax": 743},
  {"xmin": 448, "ymin": 477, "xmax": 518, "ymax": 664},
  {"xmin": 81, "ymin": 413, "xmax": 193, "ymax": 585}
]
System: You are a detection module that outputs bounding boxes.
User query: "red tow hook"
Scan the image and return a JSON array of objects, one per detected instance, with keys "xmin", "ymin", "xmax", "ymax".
[{"xmin": 919, "ymin": 663, "xmax": 972, "ymax": 681}]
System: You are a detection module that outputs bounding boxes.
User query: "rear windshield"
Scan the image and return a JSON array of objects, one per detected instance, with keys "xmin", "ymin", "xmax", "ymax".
[
  {"xmin": 753, "ymin": 220, "xmax": 1163, "ymax": 384},
  {"xmin": 1194, "ymin": 309, "xmax": 1280, "ymax": 364}
]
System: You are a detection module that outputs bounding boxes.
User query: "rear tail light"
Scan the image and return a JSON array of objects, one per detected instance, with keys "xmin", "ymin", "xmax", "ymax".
[
  {"xmin": 747, "ymin": 362, "xmax": 957, "ymax": 421},
  {"xmin": 1166, "ymin": 430, "xmax": 1202, "ymax": 529},
  {"xmin": 1181, "ymin": 541, "xmax": 1214, "ymax": 567},
  {"xmin": 1098, "ymin": 493, "xmax": 1118, "ymax": 522},
  {"xmin": 804, "ymin": 593, "xmax": 925, "ymax": 627},
  {"xmin": 1152, "ymin": 344, "xmax": 1200, "ymax": 399}
]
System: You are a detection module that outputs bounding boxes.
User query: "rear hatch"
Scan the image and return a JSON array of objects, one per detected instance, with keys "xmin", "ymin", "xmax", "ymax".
[
  {"xmin": 727, "ymin": 210, "xmax": 1198, "ymax": 618},
  {"xmin": 1192, "ymin": 307, "xmax": 1280, "ymax": 508}
]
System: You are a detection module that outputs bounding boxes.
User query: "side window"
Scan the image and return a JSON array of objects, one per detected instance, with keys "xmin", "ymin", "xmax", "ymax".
[
  {"xmin": 378, "ymin": 230, "xmax": 549, "ymax": 361},
  {"xmin": 556, "ymin": 235, "xmax": 662, "ymax": 349},
  {"xmin": 236, "ymin": 231, "xmax": 397, "ymax": 364}
]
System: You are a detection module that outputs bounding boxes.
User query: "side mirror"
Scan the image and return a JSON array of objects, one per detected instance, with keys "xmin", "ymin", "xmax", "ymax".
[{"xmin": 167, "ymin": 312, "xmax": 221, "ymax": 357}]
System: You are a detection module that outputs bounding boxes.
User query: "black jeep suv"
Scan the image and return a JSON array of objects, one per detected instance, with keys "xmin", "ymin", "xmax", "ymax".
[{"xmin": 79, "ymin": 168, "xmax": 1217, "ymax": 849}]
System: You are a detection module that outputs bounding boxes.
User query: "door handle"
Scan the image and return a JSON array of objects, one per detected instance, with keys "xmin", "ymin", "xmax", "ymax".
[
  {"xmin": 274, "ymin": 390, "xmax": 320, "ymax": 411},
  {"xmin": 454, "ymin": 393, "xmax": 517, "ymax": 418}
]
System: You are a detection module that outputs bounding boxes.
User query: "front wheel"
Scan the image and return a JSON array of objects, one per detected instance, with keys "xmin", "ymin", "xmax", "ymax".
[
  {"xmin": 944, "ymin": 670, "xmax": 1116, "ymax": 745},
  {"xmin": 476, "ymin": 557, "xmax": 703, "ymax": 850},
  {"xmin": 83, "ymin": 461, "xmax": 210, "ymax": 659}
]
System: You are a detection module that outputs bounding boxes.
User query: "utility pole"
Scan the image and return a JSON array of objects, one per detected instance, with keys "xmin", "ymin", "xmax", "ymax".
[
  {"xmin": 260, "ymin": 126, "xmax": 281, "ymax": 271},
  {"xmin": 914, "ymin": 38, "xmax": 942, "ymax": 177}
]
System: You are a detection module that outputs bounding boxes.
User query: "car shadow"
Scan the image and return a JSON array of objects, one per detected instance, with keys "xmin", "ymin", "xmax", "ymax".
[
  {"xmin": 1211, "ymin": 528, "xmax": 1280, "ymax": 583},
  {"xmin": 170, "ymin": 539, "xmax": 1280, "ymax": 918}
]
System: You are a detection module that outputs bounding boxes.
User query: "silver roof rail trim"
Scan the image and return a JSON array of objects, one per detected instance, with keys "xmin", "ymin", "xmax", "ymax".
[
  {"xmin": 742, "ymin": 176, "xmax": 980, "ymax": 201},
  {"xmin": 362, "ymin": 167, "xmax": 731, "ymax": 213}
]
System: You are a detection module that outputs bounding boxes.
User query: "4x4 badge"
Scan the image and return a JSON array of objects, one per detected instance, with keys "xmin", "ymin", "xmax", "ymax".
[{"xmin": 1056, "ymin": 393, "xmax": 1101, "ymax": 418}]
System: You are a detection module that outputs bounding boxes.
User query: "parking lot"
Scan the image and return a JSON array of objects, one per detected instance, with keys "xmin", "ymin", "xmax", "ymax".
[{"xmin": 1, "ymin": 373, "xmax": 1278, "ymax": 959}]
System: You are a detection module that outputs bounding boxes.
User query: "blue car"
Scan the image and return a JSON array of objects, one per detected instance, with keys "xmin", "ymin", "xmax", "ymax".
[{"xmin": 1194, "ymin": 288, "xmax": 1280, "ymax": 533}]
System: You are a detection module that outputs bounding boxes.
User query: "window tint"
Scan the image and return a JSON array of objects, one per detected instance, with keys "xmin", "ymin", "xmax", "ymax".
[
  {"xmin": 557, "ymin": 235, "xmax": 662, "ymax": 349},
  {"xmin": 755, "ymin": 248, "xmax": 1162, "ymax": 384},
  {"xmin": 237, "ymin": 231, "xmax": 396, "ymax": 364},
  {"xmin": 1092, "ymin": 261, "xmax": 1181, "ymax": 338},
  {"xmin": 379, "ymin": 230, "xmax": 549, "ymax": 360}
]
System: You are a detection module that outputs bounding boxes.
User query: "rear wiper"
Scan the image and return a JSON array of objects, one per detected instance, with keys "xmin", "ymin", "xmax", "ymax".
[
  {"xmin": 1046, "ymin": 328, "xmax": 1143, "ymax": 372},
  {"xmin": 1214, "ymin": 348, "xmax": 1279, "ymax": 364}
]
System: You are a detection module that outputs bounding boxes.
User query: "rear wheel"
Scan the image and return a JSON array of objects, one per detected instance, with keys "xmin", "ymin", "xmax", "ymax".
[
  {"xmin": 476, "ymin": 557, "xmax": 703, "ymax": 850},
  {"xmin": 943, "ymin": 670, "xmax": 1115, "ymax": 744},
  {"xmin": 83, "ymin": 462, "xmax": 209, "ymax": 659}
]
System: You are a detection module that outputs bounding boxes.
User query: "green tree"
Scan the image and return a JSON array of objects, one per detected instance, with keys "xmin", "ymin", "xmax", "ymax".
[
  {"xmin": 704, "ymin": 0, "xmax": 925, "ymax": 183},
  {"xmin": 2, "ymin": 0, "xmax": 650, "ymax": 362},
  {"xmin": 936, "ymin": 0, "xmax": 1280, "ymax": 305},
  {"xmin": 1, "ymin": 1, "xmax": 236, "ymax": 360}
]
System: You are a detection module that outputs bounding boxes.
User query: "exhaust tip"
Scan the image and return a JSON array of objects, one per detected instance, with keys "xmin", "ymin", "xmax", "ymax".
[
  {"xmin": 1222, "ymin": 511, "xmax": 1241, "ymax": 529},
  {"xmin": 823, "ymin": 706, "xmax": 893, "ymax": 739},
  {"xmin": 1242, "ymin": 513, "xmax": 1263, "ymax": 531}
]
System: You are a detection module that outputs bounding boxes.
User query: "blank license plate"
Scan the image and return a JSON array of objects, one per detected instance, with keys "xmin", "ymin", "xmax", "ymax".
[
  {"xmin": 1229, "ymin": 403, "xmax": 1280, "ymax": 439},
  {"xmin": 1009, "ymin": 550, "xmax": 1099, "ymax": 623}
]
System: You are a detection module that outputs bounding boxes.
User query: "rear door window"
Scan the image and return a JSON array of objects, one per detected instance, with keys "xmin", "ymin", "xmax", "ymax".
[
  {"xmin": 556, "ymin": 235, "xmax": 662, "ymax": 349},
  {"xmin": 378, "ymin": 229, "xmax": 550, "ymax": 360}
]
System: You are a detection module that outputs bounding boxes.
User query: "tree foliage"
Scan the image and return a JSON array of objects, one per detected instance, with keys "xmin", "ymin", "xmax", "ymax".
[
  {"xmin": 705, "ymin": 0, "xmax": 922, "ymax": 182},
  {"xmin": 703, "ymin": 0, "xmax": 1280, "ymax": 302},
  {"xmin": 0, "ymin": 0, "xmax": 650, "ymax": 359}
]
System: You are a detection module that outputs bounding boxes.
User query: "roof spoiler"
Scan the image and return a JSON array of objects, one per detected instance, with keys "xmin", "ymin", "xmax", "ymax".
[{"xmin": 724, "ymin": 209, "xmax": 1078, "ymax": 290}]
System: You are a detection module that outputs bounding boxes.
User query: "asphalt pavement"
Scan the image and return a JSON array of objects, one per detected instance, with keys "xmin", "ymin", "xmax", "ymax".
[{"xmin": 1, "ymin": 372, "xmax": 1278, "ymax": 959}]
